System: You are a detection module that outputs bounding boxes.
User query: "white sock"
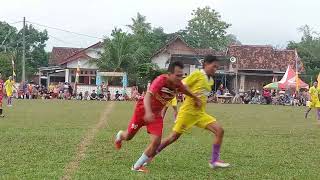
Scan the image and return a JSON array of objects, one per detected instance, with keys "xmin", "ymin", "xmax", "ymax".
[
  {"xmin": 133, "ymin": 153, "xmax": 149, "ymax": 169},
  {"xmin": 116, "ymin": 130, "xmax": 123, "ymax": 141}
]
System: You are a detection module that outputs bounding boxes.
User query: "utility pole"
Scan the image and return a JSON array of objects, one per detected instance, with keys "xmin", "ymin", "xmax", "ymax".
[{"xmin": 22, "ymin": 17, "xmax": 26, "ymax": 82}]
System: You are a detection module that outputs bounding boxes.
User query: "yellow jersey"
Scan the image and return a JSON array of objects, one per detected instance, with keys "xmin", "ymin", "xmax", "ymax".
[
  {"xmin": 5, "ymin": 80, "xmax": 14, "ymax": 93},
  {"xmin": 180, "ymin": 70, "xmax": 213, "ymax": 114}
]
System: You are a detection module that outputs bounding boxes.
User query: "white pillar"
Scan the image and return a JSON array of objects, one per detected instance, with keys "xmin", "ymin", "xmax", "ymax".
[
  {"xmin": 240, "ymin": 75, "xmax": 245, "ymax": 92},
  {"xmin": 190, "ymin": 65, "xmax": 196, "ymax": 74},
  {"xmin": 65, "ymin": 69, "xmax": 70, "ymax": 83}
]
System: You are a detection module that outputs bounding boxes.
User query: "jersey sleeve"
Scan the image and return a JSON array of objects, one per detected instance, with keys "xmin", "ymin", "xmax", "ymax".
[
  {"xmin": 176, "ymin": 81, "xmax": 187, "ymax": 93},
  {"xmin": 182, "ymin": 71, "xmax": 200, "ymax": 87},
  {"xmin": 149, "ymin": 75, "xmax": 166, "ymax": 95}
]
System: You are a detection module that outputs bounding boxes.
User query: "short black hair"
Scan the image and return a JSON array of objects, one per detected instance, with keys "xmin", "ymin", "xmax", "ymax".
[
  {"xmin": 168, "ymin": 61, "xmax": 184, "ymax": 73},
  {"xmin": 203, "ymin": 55, "xmax": 219, "ymax": 65}
]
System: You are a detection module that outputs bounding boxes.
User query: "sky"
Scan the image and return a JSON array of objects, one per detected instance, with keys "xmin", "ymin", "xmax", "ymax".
[{"xmin": 1, "ymin": 0, "xmax": 320, "ymax": 51}]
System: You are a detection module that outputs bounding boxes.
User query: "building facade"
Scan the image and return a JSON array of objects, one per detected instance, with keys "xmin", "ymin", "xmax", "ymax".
[{"xmin": 151, "ymin": 36, "xmax": 304, "ymax": 92}]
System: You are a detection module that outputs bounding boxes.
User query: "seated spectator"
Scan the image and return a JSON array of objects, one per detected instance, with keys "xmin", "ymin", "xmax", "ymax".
[
  {"xmin": 77, "ymin": 92, "xmax": 83, "ymax": 100},
  {"xmin": 90, "ymin": 90, "xmax": 98, "ymax": 100},
  {"xmin": 83, "ymin": 91, "xmax": 89, "ymax": 100},
  {"xmin": 107, "ymin": 91, "xmax": 111, "ymax": 101},
  {"xmin": 58, "ymin": 91, "xmax": 64, "ymax": 99},
  {"xmin": 262, "ymin": 89, "xmax": 272, "ymax": 104},
  {"xmin": 119, "ymin": 94, "xmax": 124, "ymax": 101},
  {"xmin": 115, "ymin": 91, "xmax": 120, "ymax": 101}
]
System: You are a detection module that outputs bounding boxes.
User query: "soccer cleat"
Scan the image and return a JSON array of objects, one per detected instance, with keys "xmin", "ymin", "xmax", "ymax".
[
  {"xmin": 0, "ymin": 114, "xmax": 4, "ymax": 118},
  {"xmin": 143, "ymin": 157, "xmax": 154, "ymax": 166},
  {"xmin": 209, "ymin": 160, "xmax": 230, "ymax": 168},
  {"xmin": 114, "ymin": 130, "xmax": 123, "ymax": 150},
  {"xmin": 131, "ymin": 165, "xmax": 149, "ymax": 173}
]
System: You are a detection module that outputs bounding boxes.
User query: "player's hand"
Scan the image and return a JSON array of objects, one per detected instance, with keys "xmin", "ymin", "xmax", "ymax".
[
  {"xmin": 194, "ymin": 96, "xmax": 202, "ymax": 108},
  {"xmin": 144, "ymin": 111, "xmax": 154, "ymax": 123}
]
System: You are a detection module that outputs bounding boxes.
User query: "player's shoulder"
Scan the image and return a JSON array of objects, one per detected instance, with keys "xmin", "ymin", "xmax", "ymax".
[
  {"xmin": 189, "ymin": 70, "xmax": 202, "ymax": 76},
  {"xmin": 154, "ymin": 74, "xmax": 168, "ymax": 82}
]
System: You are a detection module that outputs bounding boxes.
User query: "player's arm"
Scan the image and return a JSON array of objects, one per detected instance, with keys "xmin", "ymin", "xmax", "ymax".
[
  {"xmin": 143, "ymin": 76, "xmax": 164, "ymax": 122},
  {"xmin": 179, "ymin": 85, "xmax": 201, "ymax": 108},
  {"xmin": 180, "ymin": 71, "xmax": 202, "ymax": 107},
  {"xmin": 143, "ymin": 92, "xmax": 154, "ymax": 122}
]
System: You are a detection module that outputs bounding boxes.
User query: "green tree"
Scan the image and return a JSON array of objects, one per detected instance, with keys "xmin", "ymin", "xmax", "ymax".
[
  {"xmin": 127, "ymin": 13, "xmax": 151, "ymax": 35},
  {"xmin": 0, "ymin": 22, "xmax": 49, "ymax": 81},
  {"xmin": 180, "ymin": 6, "xmax": 232, "ymax": 50},
  {"xmin": 0, "ymin": 53, "xmax": 13, "ymax": 78},
  {"xmin": 287, "ymin": 25, "xmax": 320, "ymax": 81},
  {"xmin": 97, "ymin": 28, "xmax": 146, "ymax": 84}
]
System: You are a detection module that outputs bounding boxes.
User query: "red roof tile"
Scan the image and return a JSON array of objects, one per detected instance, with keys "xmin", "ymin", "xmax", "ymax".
[
  {"xmin": 194, "ymin": 48, "xmax": 226, "ymax": 56},
  {"xmin": 227, "ymin": 45, "xmax": 304, "ymax": 72},
  {"xmin": 49, "ymin": 42, "xmax": 103, "ymax": 65},
  {"xmin": 49, "ymin": 47, "xmax": 83, "ymax": 65}
]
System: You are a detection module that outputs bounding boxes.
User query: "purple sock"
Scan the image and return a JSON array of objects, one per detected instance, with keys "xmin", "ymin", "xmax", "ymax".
[
  {"xmin": 156, "ymin": 144, "xmax": 165, "ymax": 154},
  {"xmin": 211, "ymin": 144, "xmax": 221, "ymax": 163},
  {"xmin": 317, "ymin": 109, "xmax": 320, "ymax": 120}
]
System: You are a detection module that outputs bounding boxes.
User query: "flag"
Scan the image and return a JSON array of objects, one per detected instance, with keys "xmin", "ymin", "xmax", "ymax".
[
  {"xmin": 75, "ymin": 61, "xmax": 80, "ymax": 83},
  {"xmin": 295, "ymin": 74, "xmax": 299, "ymax": 92},
  {"xmin": 11, "ymin": 57, "xmax": 16, "ymax": 77},
  {"xmin": 317, "ymin": 72, "xmax": 320, "ymax": 88},
  {"xmin": 294, "ymin": 49, "xmax": 299, "ymax": 92},
  {"xmin": 73, "ymin": 61, "xmax": 81, "ymax": 94}
]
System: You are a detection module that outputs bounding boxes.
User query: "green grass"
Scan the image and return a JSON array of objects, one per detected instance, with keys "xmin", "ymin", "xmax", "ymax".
[{"xmin": 1, "ymin": 100, "xmax": 320, "ymax": 179}]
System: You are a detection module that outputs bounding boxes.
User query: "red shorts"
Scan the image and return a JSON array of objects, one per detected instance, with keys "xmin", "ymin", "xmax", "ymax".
[
  {"xmin": 0, "ymin": 95, "xmax": 2, "ymax": 107},
  {"xmin": 127, "ymin": 101, "xmax": 163, "ymax": 136}
]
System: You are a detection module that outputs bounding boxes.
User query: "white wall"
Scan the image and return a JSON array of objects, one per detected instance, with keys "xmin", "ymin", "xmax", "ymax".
[
  {"xmin": 67, "ymin": 58, "xmax": 98, "ymax": 69},
  {"xmin": 86, "ymin": 48, "xmax": 103, "ymax": 59},
  {"xmin": 151, "ymin": 53, "xmax": 170, "ymax": 69}
]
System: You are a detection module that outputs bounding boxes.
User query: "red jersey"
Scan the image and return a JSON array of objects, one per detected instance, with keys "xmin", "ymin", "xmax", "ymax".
[
  {"xmin": 146, "ymin": 74, "xmax": 185, "ymax": 113},
  {"xmin": 0, "ymin": 79, "xmax": 3, "ymax": 96},
  {"xmin": 127, "ymin": 75, "xmax": 185, "ymax": 136}
]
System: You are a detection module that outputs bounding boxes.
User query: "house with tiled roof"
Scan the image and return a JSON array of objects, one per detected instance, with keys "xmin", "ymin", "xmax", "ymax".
[
  {"xmin": 151, "ymin": 36, "xmax": 304, "ymax": 92},
  {"xmin": 41, "ymin": 42, "xmax": 103, "ymax": 86}
]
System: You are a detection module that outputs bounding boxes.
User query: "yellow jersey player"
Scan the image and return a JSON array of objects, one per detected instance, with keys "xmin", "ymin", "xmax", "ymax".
[
  {"xmin": 152, "ymin": 55, "xmax": 230, "ymax": 168},
  {"xmin": 305, "ymin": 81, "xmax": 320, "ymax": 119},
  {"xmin": 4, "ymin": 76, "xmax": 16, "ymax": 107},
  {"xmin": 0, "ymin": 72, "xmax": 4, "ymax": 117}
]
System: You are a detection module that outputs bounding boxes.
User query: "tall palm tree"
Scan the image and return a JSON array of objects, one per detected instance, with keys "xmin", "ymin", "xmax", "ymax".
[{"xmin": 127, "ymin": 13, "xmax": 151, "ymax": 35}]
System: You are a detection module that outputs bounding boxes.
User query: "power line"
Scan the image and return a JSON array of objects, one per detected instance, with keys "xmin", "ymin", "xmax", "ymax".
[
  {"xmin": 48, "ymin": 34, "xmax": 84, "ymax": 47},
  {"xmin": 27, "ymin": 20, "xmax": 104, "ymax": 40}
]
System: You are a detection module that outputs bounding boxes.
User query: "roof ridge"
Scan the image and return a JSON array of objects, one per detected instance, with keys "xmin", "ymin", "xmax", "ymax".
[{"xmin": 58, "ymin": 42, "xmax": 102, "ymax": 65}]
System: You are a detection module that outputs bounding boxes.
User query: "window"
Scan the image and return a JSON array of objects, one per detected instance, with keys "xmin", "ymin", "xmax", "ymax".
[
  {"xmin": 90, "ymin": 76, "xmax": 96, "ymax": 85},
  {"xmin": 79, "ymin": 76, "xmax": 85, "ymax": 83},
  {"xmin": 71, "ymin": 76, "xmax": 75, "ymax": 82}
]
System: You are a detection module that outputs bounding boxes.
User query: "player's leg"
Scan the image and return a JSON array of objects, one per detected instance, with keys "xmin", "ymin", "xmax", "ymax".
[
  {"xmin": 205, "ymin": 122, "xmax": 230, "ymax": 168},
  {"xmin": 156, "ymin": 112, "xmax": 194, "ymax": 154},
  {"xmin": 156, "ymin": 131, "xmax": 181, "ymax": 153},
  {"xmin": 9, "ymin": 95, "xmax": 12, "ymax": 106},
  {"xmin": 305, "ymin": 107, "xmax": 311, "ymax": 119},
  {"xmin": 0, "ymin": 97, "xmax": 3, "ymax": 117},
  {"xmin": 114, "ymin": 105, "xmax": 143, "ymax": 150},
  {"xmin": 305, "ymin": 101, "xmax": 314, "ymax": 119},
  {"xmin": 161, "ymin": 106, "xmax": 168, "ymax": 118},
  {"xmin": 172, "ymin": 106, "xmax": 178, "ymax": 121},
  {"xmin": 317, "ymin": 108, "xmax": 320, "ymax": 122},
  {"xmin": 132, "ymin": 119, "xmax": 163, "ymax": 172},
  {"xmin": 132, "ymin": 134, "xmax": 161, "ymax": 172}
]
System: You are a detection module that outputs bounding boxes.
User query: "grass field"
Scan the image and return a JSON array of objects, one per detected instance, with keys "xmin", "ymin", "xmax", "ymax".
[{"xmin": 0, "ymin": 100, "xmax": 320, "ymax": 179}]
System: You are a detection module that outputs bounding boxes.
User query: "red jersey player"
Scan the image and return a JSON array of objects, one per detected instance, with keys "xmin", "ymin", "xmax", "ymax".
[
  {"xmin": 0, "ymin": 72, "xmax": 4, "ymax": 117},
  {"xmin": 114, "ymin": 61, "xmax": 201, "ymax": 173}
]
